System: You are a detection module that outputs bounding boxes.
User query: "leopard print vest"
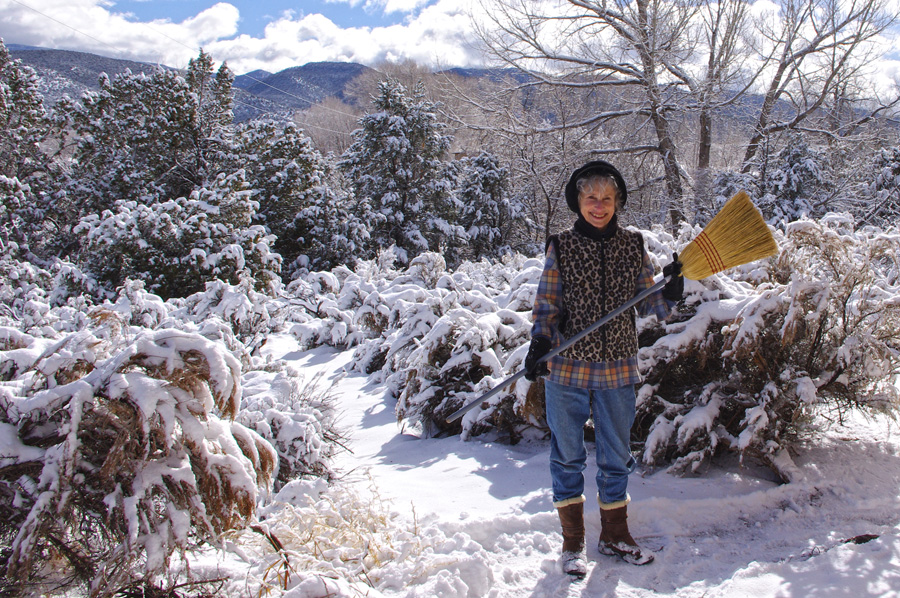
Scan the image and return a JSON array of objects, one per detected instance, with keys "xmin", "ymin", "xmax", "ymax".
[{"xmin": 553, "ymin": 225, "xmax": 644, "ymax": 362}]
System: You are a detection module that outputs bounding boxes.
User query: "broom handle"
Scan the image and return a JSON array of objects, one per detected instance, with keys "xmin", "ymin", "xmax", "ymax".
[{"xmin": 445, "ymin": 278, "xmax": 667, "ymax": 423}]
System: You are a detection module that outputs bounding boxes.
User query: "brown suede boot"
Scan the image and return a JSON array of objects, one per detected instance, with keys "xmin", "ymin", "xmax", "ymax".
[
  {"xmin": 598, "ymin": 505, "xmax": 654, "ymax": 565},
  {"xmin": 557, "ymin": 501, "xmax": 586, "ymax": 577}
]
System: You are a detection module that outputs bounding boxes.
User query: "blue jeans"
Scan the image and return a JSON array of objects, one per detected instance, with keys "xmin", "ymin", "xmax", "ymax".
[{"xmin": 545, "ymin": 379, "xmax": 637, "ymax": 505}]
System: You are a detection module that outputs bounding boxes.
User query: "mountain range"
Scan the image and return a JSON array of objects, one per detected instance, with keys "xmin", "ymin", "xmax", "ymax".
[{"xmin": 7, "ymin": 44, "xmax": 379, "ymax": 122}]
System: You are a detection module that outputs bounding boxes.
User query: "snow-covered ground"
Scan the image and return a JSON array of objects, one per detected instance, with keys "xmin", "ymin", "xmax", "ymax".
[{"xmin": 206, "ymin": 336, "xmax": 900, "ymax": 597}]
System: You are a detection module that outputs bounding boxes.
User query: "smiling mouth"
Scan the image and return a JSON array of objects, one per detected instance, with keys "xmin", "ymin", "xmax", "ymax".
[{"xmin": 589, "ymin": 212, "xmax": 608, "ymax": 220}]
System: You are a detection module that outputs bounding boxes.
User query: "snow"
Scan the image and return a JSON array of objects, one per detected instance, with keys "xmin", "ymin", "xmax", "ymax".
[{"xmin": 192, "ymin": 334, "xmax": 900, "ymax": 598}]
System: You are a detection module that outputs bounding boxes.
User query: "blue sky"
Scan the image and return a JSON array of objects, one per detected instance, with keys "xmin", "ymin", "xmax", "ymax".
[
  {"xmin": 0, "ymin": 0, "xmax": 485, "ymax": 73},
  {"xmin": 111, "ymin": 1, "xmax": 405, "ymax": 37}
]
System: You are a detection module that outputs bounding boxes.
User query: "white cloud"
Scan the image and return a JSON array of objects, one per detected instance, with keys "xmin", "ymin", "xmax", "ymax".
[
  {"xmin": 0, "ymin": 0, "xmax": 240, "ymax": 68},
  {"xmin": 371, "ymin": 0, "xmax": 433, "ymax": 15},
  {"xmin": 0, "ymin": 0, "xmax": 486, "ymax": 73}
]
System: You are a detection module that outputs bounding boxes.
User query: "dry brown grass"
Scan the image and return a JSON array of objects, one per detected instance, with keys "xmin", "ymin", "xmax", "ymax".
[{"xmin": 230, "ymin": 480, "xmax": 424, "ymax": 596}]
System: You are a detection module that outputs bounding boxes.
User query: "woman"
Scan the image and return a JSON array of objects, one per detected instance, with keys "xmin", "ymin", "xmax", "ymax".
[{"xmin": 524, "ymin": 161, "xmax": 682, "ymax": 577}]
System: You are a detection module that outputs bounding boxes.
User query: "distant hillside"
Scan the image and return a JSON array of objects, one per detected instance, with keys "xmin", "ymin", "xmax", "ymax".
[
  {"xmin": 8, "ymin": 45, "xmax": 375, "ymax": 121},
  {"xmin": 237, "ymin": 61, "xmax": 375, "ymax": 109},
  {"xmin": 9, "ymin": 46, "xmax": 168, "ymax": 107},
  {"xmin": 233, "ymin": 69, "xmax": 273, "ymax": 90}
]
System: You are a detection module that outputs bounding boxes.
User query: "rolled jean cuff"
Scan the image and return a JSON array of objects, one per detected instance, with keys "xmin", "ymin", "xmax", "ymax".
[
  {"xmin": 598, "ymin": 494, "xmax": 631, "ymax": 510},
  {"xmin": 553, "ymin": 494, "xmax": 586, "ymax": 508}
]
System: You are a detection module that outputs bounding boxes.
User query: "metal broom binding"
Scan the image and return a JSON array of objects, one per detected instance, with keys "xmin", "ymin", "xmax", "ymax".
[{"xmin": 446, "ymin": 190, "xmax": 779, "ymax": 424}]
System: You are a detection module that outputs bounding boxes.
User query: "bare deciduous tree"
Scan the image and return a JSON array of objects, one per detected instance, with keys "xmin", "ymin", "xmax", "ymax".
[
  {"xmin": 471, "ymin": 0, "xmax": 899, "ymax": 226},
  {"xmin": 740, "ymin": 0, "xmax": 898, "ymax": 172},
  {"xmin": 475, "ymin": 0, "xmax": 704, "ymax": 225}
]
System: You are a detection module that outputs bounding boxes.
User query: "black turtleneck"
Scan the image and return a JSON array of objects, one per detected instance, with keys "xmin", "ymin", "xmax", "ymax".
[{"xmin": 574, "ymin": 214, "xmax": 618, "ymax": 241}]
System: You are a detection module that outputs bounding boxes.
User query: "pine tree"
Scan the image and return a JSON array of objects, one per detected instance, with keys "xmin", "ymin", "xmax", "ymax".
[
  {"xmin": 59, "ymin": 50, "xmax": 236, "ymax": 220},
  {"xmin": 757, "ymin": 133, "xmax": 831, "ymax": 222},
  {"xmin": 236, "ymin": 121, "xmax": 324, "ymax": 256},
  {"xmin": 76, "ymin": 170, "xmax": 280, "ymax": 299},
  {"xmin": 51, "ymin": 51, "xmax": 283, "ymax": 297},
  {"xmin": 291, "ymin": 178, "xmax": 372, "ymax": 273},
  {"xmin": 233, "ymin": 120, "xmax": 369, "ymax": 274},
  {"xmin": 455, "ymin": 151, "xmax": 525, "ymax": 261},
  {"xmin": 62, "ymin": 67, "xmax": 198, "ymax": 217},
  {"xmin": 0, "ymin": 39, "xmax": 49, "ymax": 183},
  {"xmin": 340, "ymin": 78, "xmax": 459, "ymax": 263}
]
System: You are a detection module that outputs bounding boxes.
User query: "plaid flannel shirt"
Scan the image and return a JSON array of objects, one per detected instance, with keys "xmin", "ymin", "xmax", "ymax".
[{"xmin": 531, "ymin": 239, "xmax": 671, "ymax": 389}]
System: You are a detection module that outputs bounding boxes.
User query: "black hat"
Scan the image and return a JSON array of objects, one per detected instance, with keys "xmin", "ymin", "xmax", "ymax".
[{"xmin": 565, "ymin": 160, "xmax": 628, "ymax": 214}]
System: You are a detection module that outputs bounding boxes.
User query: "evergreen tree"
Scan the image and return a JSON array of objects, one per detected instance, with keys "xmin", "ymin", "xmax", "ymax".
[
  {"xmin": 236, "ymin": 120, "xmax": 326, "ymax": 258},
  {"xmin": 757, "ymin": 134, "xmax": 831, "ymax": 222},
  {"xmin": 291, "ymin": 177, "xmax": 372, "ymax": 273},
  {"xmin": 62, "ymin": 67, "xmax": 198, "ymax": 218},
  {"xmin": 186, "ymin": 50, "xmax": 235, "ymax": 181},
  {"xmin": 48, "ymin": 51, "xmax": 284, "ymax": 296},
  {"xmin": 0, "ymin": 39, "xmax": 49, "ymax": 183},
  {"xmin": 60, "ymin": 51, "xmax": 235, "ymax": 221},
  {"xmin": 234, "ymin": 120, "xmax": 369, "ymax": 274},
  {"xmin": 455, "ymin": 152, "xmax": 525, "ymax": 261},
  {"xmin": 340, "ymin": 78, "xmax": 460, "ymax": 263},
  {"xmin": 75, "ymin": 171, "xmax": 280, "ymax": 299}
]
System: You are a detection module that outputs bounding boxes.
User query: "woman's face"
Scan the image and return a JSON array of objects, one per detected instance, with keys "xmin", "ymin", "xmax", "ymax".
[{"xmin": 578, "ymin": 179, "xmax": 617, "ymax": 231}]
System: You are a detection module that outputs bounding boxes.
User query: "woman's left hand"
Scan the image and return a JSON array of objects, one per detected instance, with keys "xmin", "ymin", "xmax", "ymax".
[{"xmin": 662, "ymin": 252, "xmax": 683, "ymax": 301}]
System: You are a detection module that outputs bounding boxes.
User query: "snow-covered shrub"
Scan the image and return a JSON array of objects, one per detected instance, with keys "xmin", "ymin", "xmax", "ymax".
[
  {"xmin": 0, "ymin": 227, "xmax": 99, "ymax": 336},
  {"xmin": 174, "ymin": 277, "xmax": 285, "ymax": 349},
  {"xmin": 239, "ymin": 367, "xmax": 342, "ymax": 489},
  {"xmin": 0, "ymin": 323, "xmax": 276, "ymax": 596},
  {"xmin": 342, "ymin": 252, "xmax": 545, "ymax": 439},
  {"xmin": 637, "ymin": 215, "xmax": 900, "ymax": 480},
  {"xmin": 286, "ymin": 271, "xmax": 361, "ymax": 352},
  {"xmin": 396, "ymin": 307, "xmax": 534, "ymax": 439},
  {"xmin": 75, "ymin": 171, "xmax": 282, "ymax": 299}
]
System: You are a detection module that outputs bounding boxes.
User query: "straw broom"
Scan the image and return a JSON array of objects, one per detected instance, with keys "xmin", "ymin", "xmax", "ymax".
[
  {"xmin": 446, "ymin": 190, "xmax": 778, "ymax": 424},
  {"xmin": 678, "ymin": 190, "xmax": 778, "ymax": 280}
]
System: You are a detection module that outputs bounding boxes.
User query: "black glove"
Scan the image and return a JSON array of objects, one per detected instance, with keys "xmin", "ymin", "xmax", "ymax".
[
  {"xmin": 524, "ymin": 336, "xmax": 552, "ymax": 381},
  {"xmin": 662, "ymin": 252, "xmax": 684, "ymax": 302}
]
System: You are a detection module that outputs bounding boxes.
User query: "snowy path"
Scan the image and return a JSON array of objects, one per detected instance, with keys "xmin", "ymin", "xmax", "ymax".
[{"xmin": 277, "ymin": 340, "xmax": 900, "ymax": 598}]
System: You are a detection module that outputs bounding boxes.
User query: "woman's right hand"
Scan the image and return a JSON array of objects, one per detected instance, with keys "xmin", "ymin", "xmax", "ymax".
[{"xmin": 524, "ymin": 336, "xmax": 552, "ymax": 381}]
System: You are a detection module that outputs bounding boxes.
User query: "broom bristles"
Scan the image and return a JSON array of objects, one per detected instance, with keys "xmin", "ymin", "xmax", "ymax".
[{"xmin": 679, "ymin": 191, "xmax": 778, "ymax": 280}]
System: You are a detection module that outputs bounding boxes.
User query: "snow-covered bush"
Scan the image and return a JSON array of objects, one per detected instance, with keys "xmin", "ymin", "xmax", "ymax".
[
  {"xmin": 75, "ymin": 171, "xmax": 282, "ymax": 299},
  {"xmin": 303, "ymin": 251, "xmax": 545, "ymax": 440},
  {"xmin": 0, "ymin": 326, "xmax": 276, "ymax": 596},
  {"xmin": 239, "ymin": 368, "xmax": 342, "ymax": 489},
  {"xmin": 0, "ymin": 262, "xmax": 356, "ymax": 595},
  {"xmin": 637, "ymin": 215, "xmax": 900, "ymax": 480}
]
